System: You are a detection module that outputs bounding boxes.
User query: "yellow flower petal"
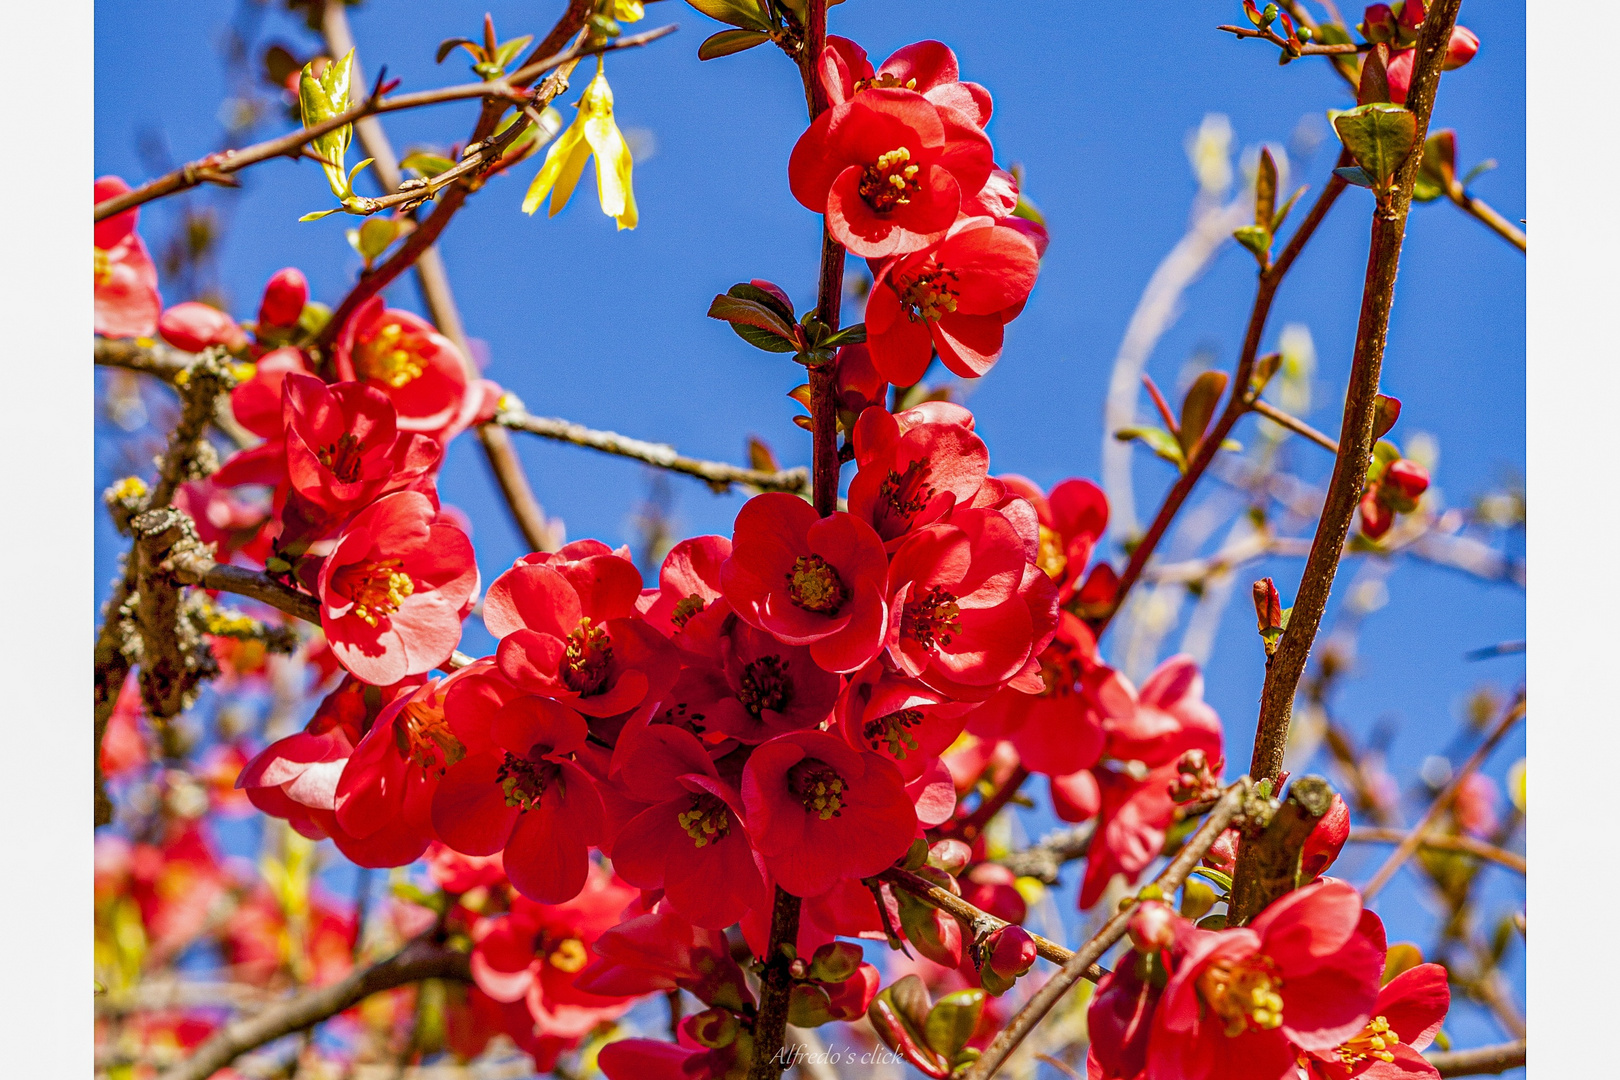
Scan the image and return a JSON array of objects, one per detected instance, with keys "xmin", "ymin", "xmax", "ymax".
[{"xmin": 522, "ymin": 120, "xmax": 588, "ymax": 216}]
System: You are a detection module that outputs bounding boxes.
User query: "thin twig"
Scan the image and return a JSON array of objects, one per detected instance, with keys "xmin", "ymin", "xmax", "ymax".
[
  {"xmin": 1361, "ymin": 692, "xmax": 1525, "ymax": 899},
  {"xmin": 1426, "ymin": 1039, "xmax": 1526, "ymax": 1077},
  {"xmin": 1347, "ymin": 826, "xmax": 1525, "ymax": 874},
  {"xmin": 156, "ymin": 940, "xmax": 470, "ymax": 1080},
  {"xmin": 942, "ymin": 765, "xmax": 1031, "ymax": 842},
  {"xmin": 1447, "ymin": 186, "xmax": 1527, "ymax": 252},
  {"xmin": 93, "ymin": 27, "xmax": 674, "ymax": 222},
  {"xmin": 1250, "ymin": 398, "xmax": 1339, "ymax": 452},
  {"xmin": 1216, "ymin": 23, "xmax": 1368, "ymax": 55},
  {"xmin": 877, "ymin": 867, "xmax": 1092, "ymax": 974},
  {"xmin": 958, "ymin": 779, "xmax": 1251, "ymax": 1080},
  {"xmin": 495, "ymin": 409, "xmax": 809, "ymax": 493}
]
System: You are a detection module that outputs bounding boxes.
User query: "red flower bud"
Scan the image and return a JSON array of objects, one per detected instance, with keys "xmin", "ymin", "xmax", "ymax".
[
  {"xmin": 1360, "ymin": 485, "xmax": 1394, "ymax": 539},
  {"xmin": 258, "ymin": 267, "xmax": 309, "ymax": 329},
  {"xmin": 928, "ymin": 839, "xmax": 972, "ymax": 876},
  {"xmin": 1203, "ymin": 828, "xmax": 1240, "ymax": 876},
  {"xmin": 159, "ymin": 302, "xmax": 247, "ymax": 353},
  {"xmin": 962, "ymin": 863, "xmax": 1027, "ymax": 925},
  {"xmin": 980, "ymin": 925, "xmax": 1037, "ymax": 994},
  {"xmin": 1127, "ymin": 899, "xmax": 1179, "ymax": 953},
  {"xmin": 1361, "ymin": 4, "xmax": 1398, "ymax": 42},
  {"xmin": 1445, "ymin": 26, "xmax": 1479, "ymax": 69},
  {"xmin": 1386, "ymin": 458, "xmax": 1430, "ymax": 500},
  {"xmin": 1397, "ymin": 0, "xmax": 1426, "ymax": 32},
  {"xmin": 1300, "ymin": 792, "xmax": 1351, "ymax": 880}
]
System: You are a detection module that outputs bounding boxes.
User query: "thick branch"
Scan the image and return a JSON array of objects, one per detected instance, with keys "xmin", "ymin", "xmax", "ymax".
[
  {"xmin": 156, "ymin": 940, "xmax": 470, "ymax": 1080},
  {"xmin": 1347, "ymin": 827, "xmax": 1525, "ymax": 875},
  {"xmin": 1426, "ymin": 1039, "xmax": 1526, "ymax": 1078},
  {"xmin": 496, "ymin": 408, "xmax": 809, "ymax": 493},
  {"xmin": 1244, "ymin": 0, "xmax": 1462, "ymax": 789},
  {"xmin": 1361, "ymin": 692, "xmax": 1525, "ymax": 899},
  {"xmin": 959, "ymin": 779, "xmax": 1252, "ymax": 1080},
  {"xmin": 1228, "ymin": 775, "xmax": 1335, "ymax": 925}
]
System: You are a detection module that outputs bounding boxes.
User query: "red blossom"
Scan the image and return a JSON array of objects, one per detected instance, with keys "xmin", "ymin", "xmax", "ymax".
[
  {"xmin": 788, "ymin": 89, "xmax": 993, "ymax": 258},
  {"xmin": 1302, "ymin": 793, "xmax": 1353, "ymax": 881},
  {"xmin": 257, "ymin": 267, "xmax": 308, "ymax": 330},
  {"xmin": 316, "ymin": 491, "xmax": 478, "ymax": 685},
  {"xmin": 864, "ymin": 216, "xmax": 1041, "ymax": 384},
  {"xmin": 575, "ymin": 903, "xmax": 753, "ymax": 1010},
  {"xmin": 847, "ymin": 404, "xmax": 991, "ymax": 545},
  {"xmin": 835, "ymin": 661, "xmax": 973, "ymax": 782},
  {"xmin": 1299, "ymin": 959, "xmax": 1450, "ymax": 1080},
  {"xmin": 720, "ymin": 492, "xmax": 891, "ymax": 674},
  {"xmin": 94, "ymin": 176, "xmax": 162, "ymax": 338},
  {"xmin": 1000, "ymin": 474, "xmax": 1110, "ymax": 604},
  {"xmin": 672, "ymin": 616, "xmax": 842, "ymax": 745},
  {"xmin": 966, "ymin": 613, "xmax": 1108, "ymax": 776},
  {"xmin": 821, "ymin": 38, "xmax": 993, "ymax": 128},
  {"xmin": 741, "ymin": 729, "xmax": 917, "ymax": 897},
  {"xmin": 637, "ymin": 534, "xmax": 731, "ymax": 640}
]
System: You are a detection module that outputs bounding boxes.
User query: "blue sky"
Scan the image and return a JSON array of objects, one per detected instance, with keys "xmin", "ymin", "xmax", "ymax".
[{"xmin": 96, "ymin": 0, "xmax": 1525, "ymax": 1063}]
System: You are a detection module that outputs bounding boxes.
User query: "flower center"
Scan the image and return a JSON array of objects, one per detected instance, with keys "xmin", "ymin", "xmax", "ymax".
[
  {"xmin": 317, "ymin": 432, "xmax": 367, "ymax": 483},
  {"xmin": 877, "ymin": 457, "xmax": 936, "ymax": 533},
  {"xmin": 854, "ymin": 73, "xmax": 918, "ymax": 94},
  {"xmin": 670, "ymin": 594, "xmax": 707, "ymax": 629},
  {"xmin": 676, "ymin": 792, "xmax": 733, "ymax": 848},
  {"xmin": 1197, "ymin": 955, "xmax": 1285, "ymax": 1038},
  {"xmin": 864, "ymin": 708, "xmax": 923, "ymax": 760},
  {"xmin": 392, "ymin": 699, "xmax": 465, "ymax": 775},
  {"xmin": 94, "ymin": 247, "xmax": 114, "ymax": 286},
  {"xmin": 561, "ymin": 617, "xmax": 613, "ymax": 696},
  {"xmin": 534, "ymin": 931, "xmax": 589, "ymax": 973},
  {"xmin": 738, "ymin": 655, "xmax": 794, "ymax": 717},
  {"xmin": 902, "ymin": 585, "xmax": 962, "ymax": 651},
  {"xmin": 1036, "ymin": 525, "xmax": 1068, "ymax": 582},
  {"xmin": 898, "ymin": 268, "xmax": 961, "ymax": 323},
  {"xmin": 497, "ymin": 752, "xmax": 561, "ymax": 812},
  {"xmin": 357, "ymin": 322, "xmax": 427, "ymax": 388},
  {"xmin": 787, "ymin": 758, "xmax": 847, "ymax": 821},
  {"xmin": 1037, "ymin": 647, "xmax": 1081, "ymax": 699},
  {"xmin": 1334, "ymin": 1015, "xmax": 1399, "ymax": 1066},
  {"xmin": 858, "ymin": 146, "xmax": 922, "ymax": 213},
  {"xmin": 785, "ymin": 554, "xmax": 849, "ymax": 616},
  {"xmin": 335, "ymin": 559, "xmax": 415, "ymax": 627}
]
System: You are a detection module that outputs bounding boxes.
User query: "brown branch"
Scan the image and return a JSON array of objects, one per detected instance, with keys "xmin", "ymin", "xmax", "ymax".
[
  {"xmin": 1347, "ymin": 826, "xmax": 1525, "ymax": 874},
  {"xmin": 1216, "ymin": 23, "xmax": 1367, "ymax": 54},
  {"xmin": 1091, "ymin": 153, "xmax": 1352, "ymax": 634},
  {"xmin": 1361, "ymin": 692, "xmax": 1525, "ymax": 899},
  {"xmin": 1426, "ymin": 1039, "xmax": 1526, "ymax": 1078},
  {"xmin": 1446, "ymin": 186, "xmax": 1527, "ymax": 253},
  {"xmin": 1227, "ymin": 775, "xmax": 1335, "ymax": 925},
  {"xmin": 156, "ymin": 940, "xmax": 470, "ymax": 1080},
  {"xmin": 495, "ymin": 408, "xmax": 809, "ymax": 493},
  {"xmin": 995, "ymin": 823, "xmax": 1094, "ymax": 884},
  {"xmin": 876, "ymin": 867, "xmax": 1094, "ymax": 976},
  {"xmin": 941, "ymin": 764, "xmax": 1032, "ymax": 843},
  {"xmin": 1242, "ymin": 0, "xmax": 1464, "ymax": 792},
  {"xmin": 959, "ymin": 779, "xmax": 1251, "ymax": 1080},
  {"xmin": 1250, "ymin": 398, "xmax": 1339, "ymax": 452},
  {"xmin": 92, "ymin": 26, "xmax": 670, "ymax": 222},
  {"xmin": 93, "ymin": 572, "xmax": 133, "ymax": 827}
]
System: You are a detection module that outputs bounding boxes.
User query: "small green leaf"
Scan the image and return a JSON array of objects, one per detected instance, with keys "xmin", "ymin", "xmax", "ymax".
[
  {"xmin": 1196, "ymin": 913, "xmax": 1230, "ymax": 931},
  {"xmin": 1116, "ymin": 426, "xmax": 1187, "ymax": 470},
  {"xmin": 707, "ymin": 294, "xmax": 801, "ymax": 343},
  {"xmin": 727, "ymin": 282, "xmax": 796, "ymax": 322},
  {"xmin": 1461, "ymin": 159, "xmax": 1498, "ymax": 187},
  {"xmin": 1178, "ymin": 370, "xmax": 1229, "ymax": 459},
  {"xmin": 683, "ymin": 0, "xmax": 773, "ymax": 33},
  {"xmin": 436, "ymin": 37, "xmax": 481, "ymax": 64},
  {"xmin": 1233, "ymin": 224, "xmax": 1272, "ymax": 263},
  {"xmin": 821, "ymin": 323, "xmax": 868, "ymax": 349},
  {"xmin": 493, "ymin": 35, "xmax": 534, "ymax": 69},
  {"xmin": 1334, "ymin": 165, "xmax": 1375, "ymax": 189},
  {"xmin": 1271, "ymin": 185, "xmax": 1308, "ymax": 233},
  {"xmin": 401, "ymin": 152, "xmax": 457, "ymax": 178},
  {"xmin": 346, "ymin": 156, "xmax": 375, "ymax": 190},
  {"xmin": 1332, "ymin": 103, "xmax": 1417, "ymax": 187},
  {"xmin": 924, "ymin": 989, "xmax": 985, "ymax": 1059},
  {"xmin": 1190, "ymin": 867, "xmax": 1234, "ymax": 893},
  {"xmin": 1372, "ymin": 394, "xmax": 1402, "ymax": 439},
  {"xmin": 732, "ymin": 324, "xmax": 800, "ymax": 353},
  {"xmin": 698, "ymin": 29, "xmax": 770, "ymax": 60},
  {"xmin": 1254, "ymin": 147, "xmax": 1277, "ymax": 229},
  {"xmin": 298, "ymin": 207, "xmax": 343, "ymax": 221},
  {"xmin": 356, "ymin": 216, "xmax": 400, "ymax": 261}
]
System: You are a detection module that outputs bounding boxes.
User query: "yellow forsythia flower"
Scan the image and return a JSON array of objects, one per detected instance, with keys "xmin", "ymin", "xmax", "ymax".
[
  {"xmin": 523, "ymin": 61, "xmax": 638, "ymax": 230},
  {"xmin": 612, "ymin": 1, "xmax": 645, "ymax": 22}
]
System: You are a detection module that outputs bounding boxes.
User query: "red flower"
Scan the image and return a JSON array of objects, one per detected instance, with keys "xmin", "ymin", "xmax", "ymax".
[
  {"xmin": 720, "ymin": 492, "xmax": 890, "ymax": 674},
  {"xmin": 1299, "ymin": 961, "xmax": 1450, "ymax": 1080},
  {"xmin": 281, "ymin": 374, "xmax": 442, "ymax": 526},
  {"xmin": 637, "ymin": 535, "xmax": 731, "ymax": 640},
  {"xmin": 316, "ymin": 491, "xmax": 478, "ymax": 685},
  {"xmin": 740, "ymin": 729, "xmax": 917, "ymax": 897},
  {"xmin": 333, "ymin": 296, "xmax": 502, "ymax": 443},
  {"xmin": 608, "ymin": 725, "xmax": 769, "ymax": 928},
  {"xmin": 94, "ymin": 176, "xmax": 162, "ymax": 338},
  {"xmin": 426, "ymin": 841, "xmax": 507, "ymax": 894},
  {"xmin": 469, "ymin": 866, "xmax": 638, "ymax": 1039},
  {"xmin": 864, "ymin": 217, "xmax": 1041, "ymax": 384},
  {"xmin": 847, "ymin": 404, "xmax": 991, "ymax": 546},
  {"xmin": 158, "ymin": 302, "xmax": 247, "ymax": 353},
  {"xmin": 788, "ymin": 90, "xmax": 993, "ymax": 258},
  {"xmin": 575, "ymin": 903, "xmax": 753, "ymax": 1010},
  {"xmin": 884, "ymin": 506, "xmax": 1059, "ymax": 700},
  {"xmin": 1000, "ymin": 474, "xmax": 1110, "ymax": 603},
  {"xmin": 431, "ymin": 679, "xmax": 606, "ymax": 904},
  {"xmin": 1088, "ymin": 949, "xmax": 1165, "ymax": 1080},
  {"xmin": 1149, "ymin": 881, "xmax": 1385, "ymax": 1080},
  {"xmin": 671, "ymin": 617, "xmax": 842, "ymax": 744},
  {"xmin": 821, "ymin": 38, "xmax": 993, "ymax": 128},
  {"xmin": 1080, "ymin": 656, "xmax": 1224, "ymax": 908},
  {"xmin": 484, "ymin": 542, "xmax": 677, "ymax": 720},
  {"xmin": 835, "ymin": 661, "xmax": 973, "ymax": 783},
  {"xmin": 966, "ymin": 613, "xmax": 1108, "ymax": 776}
]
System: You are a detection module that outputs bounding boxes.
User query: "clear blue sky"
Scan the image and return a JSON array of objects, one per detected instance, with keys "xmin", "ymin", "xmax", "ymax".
[{"xmin": 96, "ymin": 0, "xmax": 1524, "ymax": 1063}]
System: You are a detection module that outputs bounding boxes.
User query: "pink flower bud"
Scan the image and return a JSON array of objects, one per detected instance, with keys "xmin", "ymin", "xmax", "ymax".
[
  {"xmin": 1445, "ymin": 26, "xmax": 1479, "ymax": 69},
  {"xmin": 984, "ymin": 919, "xmax": 1036, "ymax": 977},
  {"xmin": 158, "ymin": 302, "xmax": 246, "ymax": 353},
  {"xmin": 1386, "ymin": 458, "xmax": 1430, "ymax": 500},
  {"xmin": 1127, "ymin": 900, "xmax": 1179, "ymax": 953},
  {"xmin": 257, "ymin": 267, "xmax": 308, "ymax": 330},
  {"xmin": 1203, "ymin": 828, "xmax": 1240, "ymax": 875},
  {"xmin": 1300, "ymin": 793, "xmax": 1351, "ymax": 880},
  {"xmin": 1387, "ymin": 47, "xmax": 1415, "ymax": 105},
  {"xmin": 928, "ymin": 839, "xmax": 973, "ymax": 876}
]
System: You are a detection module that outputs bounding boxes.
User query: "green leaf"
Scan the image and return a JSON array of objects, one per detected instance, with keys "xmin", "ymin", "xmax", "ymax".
[
  {"xmin": 493, "ymin": 35, "xmax": 534, "ymax": 70},
  {"xmin": 1233, "ymin": 224, "xmax": 1272, "ymax": 263},
  {"xmin": 708, "ymin": 294, "xmax": 801, "ymax": 343},
  {"xmin": 1372, "ymin": 394, "xmax": 1402, "ymax": 439},
  {"xmin": 401, "ymin": 152, "xmax": 457, "ymax": 178},
  {"xmin": 1334, "ymin": 165, "xmax": 1375, "ymax": 189},
  {"xmin": 1254, "ymin": 147, "xmax": 1277, "ymax": 229},
  {"xmin": 1461, "ymin": 159, "xmax": 1498, "ymax": 187},
  {"xmin": 1315, "ymin": 22, "xmax": 1353, "ymax": 45},
  {"xmin": 1367, "ymin": 439, "xmax": 1402, "ymax": 484},
  {"xmin": 698, "ymin": 28, "xmax": 770, "ymax": 60},
  {"xmin": 821, "ymin": 323, "xmax": 868, "ymax": 349},
  {"xmin": 1271, "ymin": 184, "xmax": 1307, "ymax": 233},
  {"xmin": 298, "ymin": 207, "xmax": 343, "ymax": 221},
  {"xmin": 1413, "ymin": 130, "xmax": 1456, "ymax": 203},
  {"xmin": 1332, "ymin": 103, "xmax": 1417, "ymax": 187},
  {"xmin": 346, "ymin": 156, "xmax": 375, "ymax": 190},
  {"xmin": 1115, "ymin": 426, "xmax": 1187, "ymax": 470},
  {"xmin": 924, "ymin": 989, "xmax": 985, "ymax": 1059},
  {"xmin": 356, "ymin": 217, "xmax": 400, "ymax": 261},
  {"xmin": 1196, "ymin": 913, "xmax": 1230, "ymax": 931},
  {"xmin": 1178, "ymin": 370, "xmax": 1229, "ymax": 459},
  {"xmin": 727, "ymin": 282, "xmax": 795, "ymax": 322},
  {"xmin": 884, "ymin": 975, "xmax": 934, "ymax": 1038},
  {"xmin": 1190, "ymin": 867, "xmax": 1234, "ymax": 893},
  {"xmin": 683, "ymin": 0, "xmax": 773, "ymax": 33},
  {"xmin": 435, "ymin": 37, "xmax": 481, "ymax": 64}
]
